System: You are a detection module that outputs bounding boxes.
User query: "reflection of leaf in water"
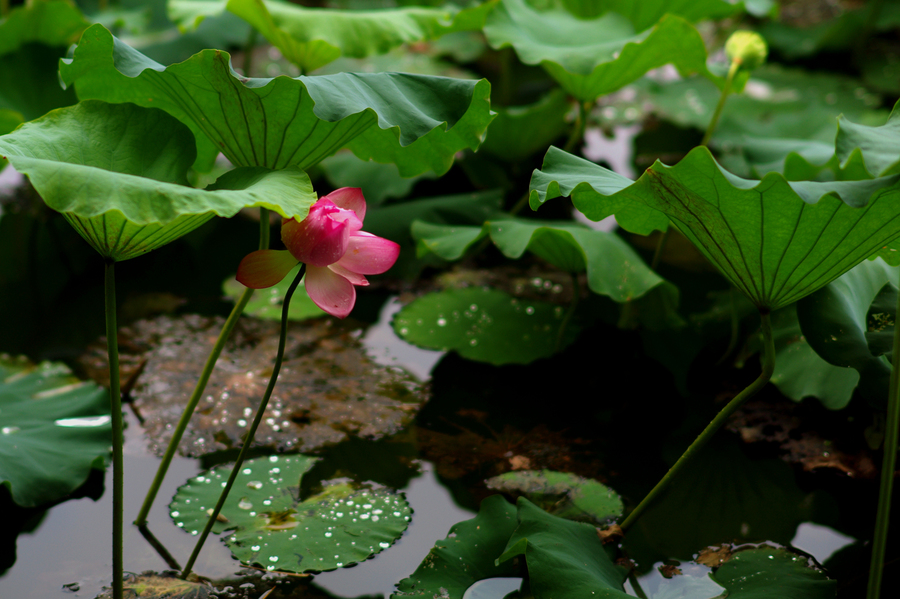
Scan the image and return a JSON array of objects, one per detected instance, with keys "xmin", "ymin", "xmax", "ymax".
[{"xmin": 117, "ymin": 315, "xmax": 426, "ymax": 457}]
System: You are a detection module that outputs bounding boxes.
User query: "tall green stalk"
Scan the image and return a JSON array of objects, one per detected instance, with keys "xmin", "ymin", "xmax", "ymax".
[
  {"xmin": 867, "ymin": 272, "xmax": 900, "ymax": 599},
  {"xmin": 181, "ymin": 263, "xmax": 306, "ymax": 579},
  {"xmin": 700, "ymin": 60, "xmax": 739, "ymax": 148},
  {"xmin": 104, "ymin": 260, "xmax": 124, "ymax": 599},
  {"xmin": 135, "ymin": 209, "xmax": 271, "ymax": 527},
  {"xmin": 621, "ymin": 311, "xmax": 775, "ymax": 530}
]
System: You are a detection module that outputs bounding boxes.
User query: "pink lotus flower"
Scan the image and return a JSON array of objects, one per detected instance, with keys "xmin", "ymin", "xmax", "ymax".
[{"xmin": 236, "ymin": 188, "xmax": 400, "ymax": 318}]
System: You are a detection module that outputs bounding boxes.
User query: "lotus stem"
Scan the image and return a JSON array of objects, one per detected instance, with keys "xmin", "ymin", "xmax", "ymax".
[
  {"xmin": 104, "ymin": 260, "xmax": 124, "ymax": 599},
  {"xmin": 243, "ymin": 28, "xmax": 258, "ymax": 78},
  {"xmin": 135, "ymin": 209, "xmax": 270, "ymax": 526},
  {"xmin": 180, "ymin": 264, "xmax": 307, "ymax": 579},
  {"xmin": 700, "ymin": 60, "xmax": 739, "ymax": 148},
  {"xmin": 556, "ymin": 272, "xmax": 580, "ymax": 352},
  {"xmin": 563, "ymin": 101, "xmax": 591, "ymax": 154},
  {"xmin": 621, "ymin": 311, "xmax": 775, "ymax": 530},
  {"xmin": 866, "ymin": 269, "xmax": 900, "ymax": 599}
]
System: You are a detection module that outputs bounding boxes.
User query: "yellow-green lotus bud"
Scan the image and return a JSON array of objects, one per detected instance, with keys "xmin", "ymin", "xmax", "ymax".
[{"xmin": 725, "ymin": 31, "xmax": 768, "ymax": 70}]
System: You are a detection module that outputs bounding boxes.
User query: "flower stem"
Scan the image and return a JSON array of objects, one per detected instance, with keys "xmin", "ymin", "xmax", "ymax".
[
  {"xmin": 562, "ymin": 101, "xmax": 591, "ymax": 154},
  {"xmin": 104, "ymin": 260, "xmax": 124, "ymax": 599},
  {"xmin": 180, "ymin": 264, "xmax": 307, "ymax": 579},
  {"xmin": 134, "ymin": 209, "xmax": 270, "ymax": 526},
  {"xmin": 621, "ymin": 311, "xmax": 775, "ymax": 530},
  {"xmin": 700, "ymin": 60, "xmax": 740, "ymax": 148},
  {"xmin": 866, "ymin": 271, "xmax": 900, "ymax": 599},
  {"xmin": 133, "ymin": 286, "xmax": 255, "ymax": 527}
]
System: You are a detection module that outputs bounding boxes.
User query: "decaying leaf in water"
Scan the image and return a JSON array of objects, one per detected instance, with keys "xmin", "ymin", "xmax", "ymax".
[
  {"xmin": 95, "ymin": 572, "xmax": 213, "ymax": 599},
  {"xmin": 696, "ymin": 544, "xmax": 733, "ymax": 568},
  {"xmin": 106, "ymin": 315, "xmax": 426, "ymax": 456}
]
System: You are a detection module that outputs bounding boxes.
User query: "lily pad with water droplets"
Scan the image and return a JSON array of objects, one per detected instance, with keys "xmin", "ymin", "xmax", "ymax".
[
  {"xmin": 485, "ymin": 470, "xmax": 623, "ymax": 525},
  {"xmin": 0, "ymin": 355, "xmax": 110, "ymax": 508},
  {"xmin": 712, "ymin": 545, "xmax": 836, "ymax": 598},
  {"xmin": 113, "ymin": 315, "xmax": 426, "ymax": 457},
  {"xmin": 392, "ymin": 287, "xmax": 580, "ymax": 365},
  {"xmin": 169, "ymin": 454, "xmax": 412, "ymax": 573}
]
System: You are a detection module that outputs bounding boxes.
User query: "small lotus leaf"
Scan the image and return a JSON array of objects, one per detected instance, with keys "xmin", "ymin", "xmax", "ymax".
[
  {"xmin": 497, "ymin": 498, "xmax": 630, "ymax": 598},
  {"xmin": 796, "ymin": 259, "xmax": 897, "ymax": 406},
  {"xmin": 222, "ymin": 265, "xmax": 326, "ymax": 322},
  {"xmin": 392, "ymin": 287, "xmax": 579, "ymax": 365},
  {"xmin": 483, "ymin": 0, "xmax": 717, "ymax": 102},
  {"xmin": 391, "ymin": 495, "xmax": 520, "ymax": 599},
  {"xmin": 169, "ymin": 454, "xmax": 411, "ymax": 573},
  {"xmin": 836, "ymin": 99, "xmax": 900, "ymax": 178},
  {"xmin": 485, "ymin": 470, "xmax": 623, "ymax": 525},
  {"xmin": 712, "ymin": 545, "xmax": 836, "ymax": 598},
  {"xmin": 531, "ymin": 145, "xmax": 900, "ymax": 311},
  {"xmin": 0, "ymin": 355, "xmax": 110, "ymax": 508},
  {"xmin": 170, "ymin": 0, "xmax": 497, "ymax": 73},
  {"xmin": 770, "ymin": 306, "xmax": 860, "ymax": 410},
  {"xmin": 60, "ymin": 25, "xmax": 494, "ymax": 175},
  {"xmin": 0, "ymin": 101, "xmax": 316, "ymax": 262}
]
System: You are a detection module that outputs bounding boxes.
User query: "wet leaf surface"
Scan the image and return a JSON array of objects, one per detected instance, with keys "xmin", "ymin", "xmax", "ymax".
[
  {"xmin": 96, "ymin": 315, "xmax": 426, "ymax": 457},
  {"xmin": 485, "ymin": 469, "xmax": 623, "ymax": 525},
  {"xmin": 170, "ymin": 454, "xmax": 411, "ymax": 574}
]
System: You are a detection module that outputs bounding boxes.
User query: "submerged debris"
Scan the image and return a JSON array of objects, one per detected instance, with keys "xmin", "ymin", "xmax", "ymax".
[{"xmin": 91, "ymin": 315, "xmax": 427, "ymax": 457}]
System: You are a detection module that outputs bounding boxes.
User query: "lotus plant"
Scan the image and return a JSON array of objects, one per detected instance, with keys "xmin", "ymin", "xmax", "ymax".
[
  {"xmin": 236, "ymin": 187, "xmax": 400, "ymax": 318},
  {"xmin": 180, "ymin": 187, "xmax": 399, "ymax": 577}
]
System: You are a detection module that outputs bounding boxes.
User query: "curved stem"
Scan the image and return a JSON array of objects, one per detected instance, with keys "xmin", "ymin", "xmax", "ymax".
[
  {"xmin": 621, "ymin": 311, "xmax": 775, "ymax": 530},
  {"xmin": 134, "ymin": 286, "xmax": 255, "ymax": 526},
  {"xmin": 181, "ymin": 264, "xmax": 307, "ymax": 579},
  {"xmin": 867, "ymin": 270, "xmax": 900, "ymax": 599},
  {"xmin": 104, "ymin": 261, "xmax": 124, "ymax": 599},
  {"xmin": 700, "ymin": 60, "xmax": 740, "ymax": 148},
  {"xmin": 243, "ymin": 28, "xmax": 259, "ymax": 77},
  {"xmin": 135, "ymin": 209, "xmax": 271, "ymax": 526}
]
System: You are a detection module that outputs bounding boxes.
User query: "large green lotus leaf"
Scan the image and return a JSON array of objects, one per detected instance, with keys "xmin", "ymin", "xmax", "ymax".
[
  {"xmin": 485, "ymin": 470, "xmax": 623, "ymax": 525},
  {"xmin": 0, "ymin": 0, "xmax": 88, "ymax": 121},
  {"xmin": 59, "ymin": 24, "xmax": 494, "ymax": 176},
  {"xmin": 0, "ymin": 0, "xmax": 88, "ymax": 55},
  {"xmin": 392, "ymin": 287, "xmax": 580, "ymax": 365},
  {"xmin": 529, "ymin": 147, "xmax": 668, "ymax": 235},
  {"xmin": 835, "ymin": 100, "xmax": 900, "ymax": 179},
  {"xmin": 0, "ymin": 356, "xmax": 110, "ymax": 508},
  {"xmin": 770, "ymin": 305, "xmax": 860, "ymax": 410},
  {"xmin": 555, "ymin": 0, "xmax": 740, "ymax": 30},
  {"xmin": 712, "ymin": 545, "xmax": 836, "ymax": 598},
  {"xmin": 532, "ymin": 145, "xmax": 900, "ymax": 311},
  {"xmin": 796, "ymin": 259, "xmax": 897, "ymax": 406},
  {"xmin": 169, "ymin": 454, "xmax": 411, "ymax": 573},
  {"xmin": 497, "ymin": 498, "xmax": 630, "ymax": 598},
  {"xmin": 479, "ymin": 88, "xmax": 570, "ymax": 163},
  {"xmin": 391, "ymin": 495, "xmax": 520, "ymax": 599},
  {"xmin": 483, "ymin": 0, "xmax": 717, "ymax": 102},
  {"xmin": 0, "ymin": 101, "xmax": 316, "ymax": 262},
  {"xmin": 169, "ymin": 0, "xmax": 497, "ymax": 73}
]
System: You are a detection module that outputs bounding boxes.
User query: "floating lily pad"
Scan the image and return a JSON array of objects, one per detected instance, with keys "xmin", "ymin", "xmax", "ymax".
[
  {"xmin": 169, "ymin": 454, "xmax": 411, "ymax": 573},
  {"xmin": 0, "ymin": 355, "xmax": 110, "ymax": 508},
  {"xmin": 120, "ymin": 315, "xmax": 426, "ymax": 457},
  {"xmin": 531, "ymin": 145, "xmax": 900, "ymax": 311},
  {"xmin": 169, "ymin": 0, "xmax": 497, "ymax": 73},
  {"xmin": 712, "ymin": 545, "xmax": 836, "ymax": 598},
  {"xmin": 483, "ymin": 0, "xmax": 717, "ymax": 102},
  {"xmin": 392, "ymin": 494, "xmax": 520, "ymax": 599},
  {"xmin": 60, "ymin": 25, "xmax": 494, "ymax": 175},
  {"xmin": 392, "ymin": 287, "xmax": 580, "ymax": 365},
  {"xmin": 485, "ymin": 470, "xmax": 622, "ymax": 525}
]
